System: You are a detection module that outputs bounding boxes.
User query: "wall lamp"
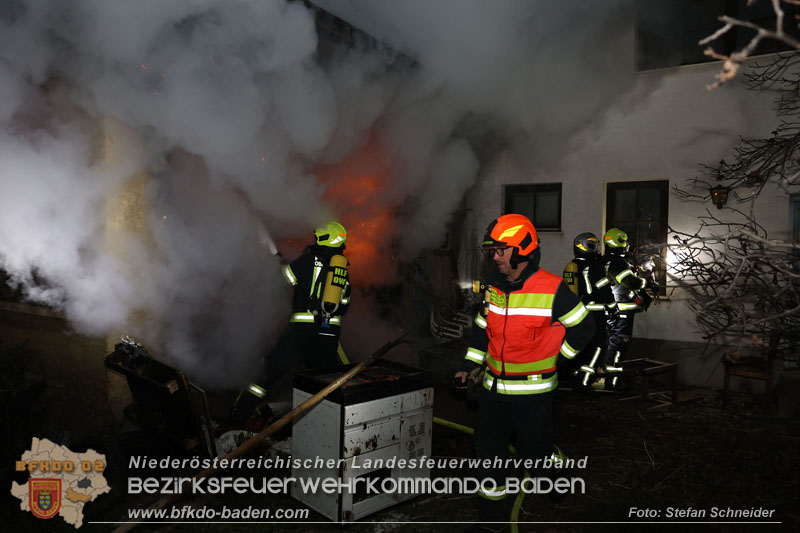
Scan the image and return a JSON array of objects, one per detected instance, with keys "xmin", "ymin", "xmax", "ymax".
[{"xmin": 710, "ymin": 185, "xmax": 729, "ymax": 209}]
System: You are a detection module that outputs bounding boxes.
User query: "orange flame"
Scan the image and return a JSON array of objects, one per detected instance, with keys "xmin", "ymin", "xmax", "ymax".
[{"xmin": 316, "ymin": 138, "xmax": 398, "ymax": 286}]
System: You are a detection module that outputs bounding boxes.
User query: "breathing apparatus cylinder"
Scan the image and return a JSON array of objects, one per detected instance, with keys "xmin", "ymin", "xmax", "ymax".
[
  {"xmin": 321, "ymin": 255, "xmax": 348, "ymax": 321},
  {"xmin": 472, "ymin": 280, "xmax": 490, "ymax": 317},
  {"xmin": 563, "ymin": 261, "xmax": 579, "ymax": 295}
]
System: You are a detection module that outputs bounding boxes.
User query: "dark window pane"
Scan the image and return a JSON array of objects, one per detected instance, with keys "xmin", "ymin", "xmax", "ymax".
[
  {"xmin": 503, "ymin": 183, "xmax": 561, "ymax": 232},
  {"xmin": 614, "ymin": 189, "xmax": 637, "ymax": 220},
  {"xmin": 533, "ymin": 190, "xmax": 559, "ymax": 229}
]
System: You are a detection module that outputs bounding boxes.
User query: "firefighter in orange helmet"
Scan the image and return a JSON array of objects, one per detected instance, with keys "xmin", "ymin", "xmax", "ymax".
[{"xmin": 454, "ymin": 214, "xmax": 594, "ymax": 526}]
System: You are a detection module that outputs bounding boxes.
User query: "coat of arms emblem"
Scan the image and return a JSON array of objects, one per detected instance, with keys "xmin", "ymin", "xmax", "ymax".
[{"xmin": 29, "ymin": 478, "xmax": 61, "ymax": 519}]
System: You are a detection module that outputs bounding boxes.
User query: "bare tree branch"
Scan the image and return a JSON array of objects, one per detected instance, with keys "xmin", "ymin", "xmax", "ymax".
[{"xmin": 701, "ymin": 0, "xmax": 800, "ymax": 89}]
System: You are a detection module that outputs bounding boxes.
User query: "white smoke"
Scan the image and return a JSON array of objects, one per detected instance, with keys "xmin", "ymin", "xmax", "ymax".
[{"xmin": 0, "ymin": 0, "xmax": 635, "ymax": 385}]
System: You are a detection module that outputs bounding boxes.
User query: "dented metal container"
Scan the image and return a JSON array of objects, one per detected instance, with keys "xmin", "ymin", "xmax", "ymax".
[{"xmin": 291, "ymin": 361, "xmax": 433, "ymax": 522}]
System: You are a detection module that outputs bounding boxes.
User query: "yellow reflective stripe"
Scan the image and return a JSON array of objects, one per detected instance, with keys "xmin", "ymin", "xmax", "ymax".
[
  {"xmin": 595, "ymin": 277, "xmax": 610, "ymax": 288},
  {"xmin": 508, "ymin": 293, "xmax": 554, "ymax": 308},
  {"xmin": 559, "ymin": 302, "xmax": 588, "ymax": 326},
  {"xmin": 478, "ymin": 485, "xmax": 507, "ymax": 500},
  {"xmin": 486, "ymin": 353, "xmax": 556, "ymax": 373},
  {"xmin": 639, "ymin": 277, "xmax": 647, "ymax": 289},
  {"xmin": 465, "ymin": 347, "xmax": 487, "ymax": 364},
  {"xmin": 488, "ymin": 303, "xmax": 550, "ymax": 317},
  {"xmin": 290, "ymin": 313, "xmax": 341, "ymax": 325},
  {"xmin": 606, "ymin": 366, "xmax": 623, "ymax": 373},
  {"xmin": 616, "ymin": 269, "xmax": 634, "ymax": 283},
  {"xmin": 290, "ymin": 313, "xmax": 315, "ymax": 323},
  {"xmin": 483, "ymin": 374, "xmax": 558, "ymax": 395},
  {"xmin": 474, "ymin": 314, "xmax": 487, "ymax": 329},
  {"xmin": 560, "ymin": 340, "xmax": 578, "ymax": 359},
  {"xmin": 618, "ymin": 302, "xmax": 639, "ymax": 310},
  {"xmin": 579, "ymin": 365, "xmax": 595, "ymax": 373},
  {"xmin": 282, "ymin": 265, "xmax": 297, "ymax": 286},
  {"xmin": 588, "ymin": 347, "xmax": 601, "ymax": 367},
  {"xmin": 248, "ymin": 383, "xmax": 266, "ymax": 398},
  {"xmin": 585, "ymin": 303, "xmax": 605, "ymax": 311},
  {"xmin": 341, "ymin": 297, "xmax": 350, "ymax": 304},
  {"xmin": 311, "ymin": 265, "xmax": 322, "ymax": 298}
]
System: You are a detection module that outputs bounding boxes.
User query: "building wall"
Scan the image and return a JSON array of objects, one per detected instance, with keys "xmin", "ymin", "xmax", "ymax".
[{"xmin": 464, "ymin": 58, "xmax": 787, "ymax": 349}]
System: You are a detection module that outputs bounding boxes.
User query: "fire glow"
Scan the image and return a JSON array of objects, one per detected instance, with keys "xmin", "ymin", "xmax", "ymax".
[{"xmin": 317, "ymin": 139, "xmax": 399, "ymax": 286}]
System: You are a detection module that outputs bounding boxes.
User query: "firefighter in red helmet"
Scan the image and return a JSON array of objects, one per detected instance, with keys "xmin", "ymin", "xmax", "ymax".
[{"xmin": 454, "ymin": 214, "xmax": 594, "ymax": 527}]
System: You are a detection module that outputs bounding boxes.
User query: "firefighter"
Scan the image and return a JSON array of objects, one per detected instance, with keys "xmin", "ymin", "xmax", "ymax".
[
  {"xmin": 562, "ymin": 232, "xmax": 613, "ymax": 390},
  {"xmin": 230, "ymin": 221, "xmax": 351, "ymax": 427},
  {"xmin": 600, "ymin": 228, "xmax": 651, "ymax": 390},
  {"xmin": 454, "ymin": 214, "xmax": 594, "ymax": 527}
]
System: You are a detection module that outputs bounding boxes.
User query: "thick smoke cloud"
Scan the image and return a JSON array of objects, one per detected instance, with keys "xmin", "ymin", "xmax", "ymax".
[{"xmin": 0, "ymin": 0, "xmax": 634, "ymax": 386}]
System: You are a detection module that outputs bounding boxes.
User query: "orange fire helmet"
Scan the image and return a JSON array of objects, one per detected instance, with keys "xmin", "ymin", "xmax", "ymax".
[{"xmin": 482, "ymin": 214, "xmax": 539, "ymax": 256}]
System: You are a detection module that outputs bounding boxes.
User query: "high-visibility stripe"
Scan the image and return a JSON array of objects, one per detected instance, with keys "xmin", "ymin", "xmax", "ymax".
[
  {"xmin": 618, "ymin": 302, "xmax": 639, "ymax": 310},
  {"xmin": 465, "ymin": 347, "xmax": 487, "ymax": 364},
  {"xmin": 341, "ymin": 296, "xmax": 350, "ymax": 305},
  {"xmin": 311, "ymin": 265, "xmax": 322, "ymax": 298},
  {"xmin": 585, "ymin": 303, "xmax": 605, "ymax": 311},
  {"xmin": 559, "ymin": 302, "xmax": 588, "ymax": 326},
  {"xmin": 486, "ymin": 353, "xmax": 556, "ymax": 373},
  {"xmin": 508, "ymin": 293, "xmax": 555, "ymax": 308},
  {"xmin": 282, "ymin": 265, "xmax": 297, "ymax": 286},
  {"xmin": 488, "ymin": 303, "xmax": 550, "ymax": 317},
  {"xmin": 606, "ymin": 366, "xmax": 623, "ymax": 373},
  {"xmin": 588, "ymin": 347, "xmax": 601, "ymax": 367},
  {"xmin": 478, "ymin": 485, "xmax": 507, "ymax": 500},
  {"xmin": 483, "ymin": 373, "xmax": 558, "ymax": 395},
  {"xmin": 579, "ymin": 365, "xmax": 595, "ymax": 373},
  {"xmin": 560, "ymin": 340, "xmax": 578, "ymax": 359},
  {"xmin": 582, "ymin": 268, "xmax": 593, "ymax": 295},
  {"xmin": 639, "ymin": 277, "xmax": 647, "ymax": 289},
  {"xmin": 290, "ymin": 313, "xmax": 341, "ymax": 325},
  {"xmin": 474, "ymin": 314, "xmax": 487, "ymax": 329},
  {"xmin": 595, "ymin": 277, "xmax": 610, "ymax": 288},
  {"xmin": 616, "ymin": 269, "xmax": 634, "ymax": 283},
  {"xmin": 248, "ymin": 383, "xmax": 267, "ymax": 398}
]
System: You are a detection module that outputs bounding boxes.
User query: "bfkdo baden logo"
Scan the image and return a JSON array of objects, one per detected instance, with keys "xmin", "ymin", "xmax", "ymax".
[
  {"xmin": 29, "ymin": 478, "xmax": 62, "ymax": 519},
  {"xmin": 10, "ymin": 437, "xmax": 110, "ymax": 528}
]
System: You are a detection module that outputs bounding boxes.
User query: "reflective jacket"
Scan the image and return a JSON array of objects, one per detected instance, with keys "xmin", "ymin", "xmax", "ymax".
[
  {"xmin": 602, "ymin": 253, "xmax": 648, "ymax": 312},
  {"xmin": 563, "ymin": 256, "xmax": 615, "ymax": 312},
  {"xmin": 465, "ymin": 263, "xmax": 594, "ymax": 395},
  {"xmin": 280, "ymin": 245, "xmax": 351, "ymax": 334}
]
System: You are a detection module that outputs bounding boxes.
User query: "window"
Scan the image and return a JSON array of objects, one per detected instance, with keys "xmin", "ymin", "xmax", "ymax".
[
  {"xmin": 503, "ymin": 183, "xmax": 562, "ymax": 232},
  {"xmin": 636, "ymin": 0, "xmax": 800, "ymax": 71},
  {"xmin": 606, "ymin": 180, "xmax": 669, "ymax": 295}
]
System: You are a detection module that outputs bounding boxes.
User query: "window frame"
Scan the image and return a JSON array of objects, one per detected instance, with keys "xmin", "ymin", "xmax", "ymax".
[
  {"xmin": 606, "ymin": 180, "xmax": 670, "ymax": 296},
  {"xmin": 502, "ymin": 182, "xmax": 562, "ymax": 232}
]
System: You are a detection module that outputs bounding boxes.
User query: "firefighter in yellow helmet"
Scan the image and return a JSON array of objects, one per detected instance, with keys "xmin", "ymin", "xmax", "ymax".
[
  {"xmin": 454, "ymin": 214, "xmax": 594, "ymax": 526},
  {"xmin": 600, "ymin": 228, "xmax": 651, "ymax": 390},
  {"xmin": 230, "ymin": 221, "xmax": 351, "ymax": 428}
]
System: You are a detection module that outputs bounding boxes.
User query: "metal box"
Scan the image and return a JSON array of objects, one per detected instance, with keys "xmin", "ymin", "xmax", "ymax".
[{"xmin": 291, "ymin": 361, "xmax": 433, "ymax": 522}]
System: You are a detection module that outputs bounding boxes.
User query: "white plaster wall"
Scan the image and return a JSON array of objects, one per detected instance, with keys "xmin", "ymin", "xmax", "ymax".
[{"xmin": 465, "ymin": 58, "xmax": 791, "ymax": 344}]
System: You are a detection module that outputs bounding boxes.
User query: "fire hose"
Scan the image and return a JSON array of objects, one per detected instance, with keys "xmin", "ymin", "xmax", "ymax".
[
  {"xmin": 433, "ymin": 417, "xmax": 567, "ymax": 533},
  {"xmin": 112, "ymin": 334, "xmax": 408, "ymax": 533}
]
